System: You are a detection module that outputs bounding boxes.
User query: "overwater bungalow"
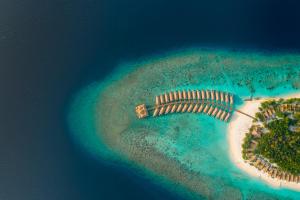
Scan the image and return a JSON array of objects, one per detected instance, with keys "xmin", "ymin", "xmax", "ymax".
[
  {"xmin": 197, "ymin": 90, "xmax": 201, "ymax": 99},
  {"xmin": 171, "ymin": 104, "xmax": 177, "ymax": 113},
  {"xmin": 155, "ymin": 96, "xmax": 160, "ymax": 105},
  {"xmin": 164, "ymin": 93, "xmax": 169, "ymax": 103},
  {"xmin": 215, "ymin": 91, "xmax": 219, "ymax": 101},
  {"xmin": 216, "ymin": 109, "xmax": 223, "ymax": 119},
  {"xmin": 187, "ymin": 104, "xmax": 194, "ymax": 112},
  {"xmin": 212, "ymin": 107, "xmax": 219, "ymax": 116},
  {"xmin": 176, "ymin": 104, "xmax": 183, "ymax": 112},
  {"xmin": 201, "ymin": 90, "xmax": 206, "ymax": 99},
  {"xmin": 182, "ymin": 103, "xmax": 189, "ymax": 112},
  {"xmin": 153, "ymin": 107, "xmax": 159, "ymax": 117},
  {"xmin": 224, "ymin": 112, "xmax": 231, "ymax": 122},
  {"xmin": 160, "ymin": 95, "xmax": 165, "ymax": 104},
  {"xmin": 165, "ymin": 105, "xmax": 172, "ymax": 114},
  {"xmin": 220, "ymin": 92, "xmax": 224, "ymax": 102},
  {"xmin": 173, "ymin": 91, "xmax": 178, "ymax": 101},
  {"xmin": 187, "ymin": 90, "xmax": 192, "ymax": 100},
  {"xmin": 220, "ymin": 111, "xmax": 227, "ymax": 120},
  {"xmin": 193, "ymin": 104, "xmax": 199, "ymax": 112},
  {"xmin": 159, "ymin": 106, "xmax": 165, "ymax": 115},
  {"xmin": 207, "ymin": 106, "xmax": 214, "ymax": 115},
  {"xmin": 192, "ymin": 90, "xmax": 196, "ymax": 99},
  {"xmin": 183, "ymin": 90, "xmax": 187, "ymax": 99},
  {"xmin": 203, "ymin": 105, "xmax": 210, "ymax": 113},
  {"xmin": 169, "ymin": 92, "xmax": 174, "ymax": 102},
  {"xmin": 198, "ymin": 104, "xmax": 204, "ymax": 113},
  {"xmin": 178, "ymin": 90, "xmax": 182, "ymax": 100},
  {"xmin": 206, "ymin": 90, "xmax": 211, "ymax": 99},
  {"xmin": 225, "ymin": 93, "xmax": 229, "ymax": 104},
  {"xmin": 229, "ymin": 94, "xmax": 234, "ymax": 105},
  {"xmin": 211, "ymin": 90, "xmax": 215, "ymax": 100}
]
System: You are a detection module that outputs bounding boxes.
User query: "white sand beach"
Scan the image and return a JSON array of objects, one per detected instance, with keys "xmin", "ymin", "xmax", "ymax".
[{"xmin": 228, "ymin": 92, "xmax": 300, "ymax": 191}]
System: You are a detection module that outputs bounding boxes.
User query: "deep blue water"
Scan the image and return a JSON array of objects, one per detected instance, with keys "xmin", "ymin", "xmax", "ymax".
[{"xmin": 1, "ymin": 0, "xmax": 300, "ymax": 200}]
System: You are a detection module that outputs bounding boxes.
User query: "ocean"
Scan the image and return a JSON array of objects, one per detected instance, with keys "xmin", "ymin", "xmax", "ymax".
[{"xmin": 1, "ymin": 0, "xmax": 300, "ymax": 200}]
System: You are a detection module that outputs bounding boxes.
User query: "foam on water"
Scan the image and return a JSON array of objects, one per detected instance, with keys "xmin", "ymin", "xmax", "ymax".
[{"xmin": 68, "ymin": 49, "xmax": 300, "ymax": 199}]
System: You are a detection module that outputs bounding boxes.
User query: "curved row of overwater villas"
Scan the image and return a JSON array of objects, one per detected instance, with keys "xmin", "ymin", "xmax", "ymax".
[
  {"xmin": 155, "ymin": 89, "xmax": 234, "ymax": 105},
  {"xmin": 152, "ymin": 90, "xmax": 234, "ymax": 122}
]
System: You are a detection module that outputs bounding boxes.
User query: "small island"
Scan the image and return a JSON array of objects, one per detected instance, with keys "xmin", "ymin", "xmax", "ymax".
[
  {"xmin": 70, "ymin": 49, "xmax": 300, "ymax": 199},
  {"xmin": 242, "ymin": 98, "xmax": 300, "ymax": 183}
]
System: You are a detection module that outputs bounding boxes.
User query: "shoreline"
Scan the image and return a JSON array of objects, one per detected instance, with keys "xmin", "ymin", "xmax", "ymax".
[{"xmin": 228, "ymin": 92, "xmax": 300, "ymax": 191}]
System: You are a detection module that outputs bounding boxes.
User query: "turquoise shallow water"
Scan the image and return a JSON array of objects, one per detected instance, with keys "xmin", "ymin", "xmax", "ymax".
[{"xmin": 68, "ymin": 49, "xmax": 300, "ymax": 199}]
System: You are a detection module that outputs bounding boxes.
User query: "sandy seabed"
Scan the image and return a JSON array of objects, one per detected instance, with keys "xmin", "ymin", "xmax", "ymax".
[{"xmin": 228, "ymin": 92, "xmax": 300, "ymax": 191}]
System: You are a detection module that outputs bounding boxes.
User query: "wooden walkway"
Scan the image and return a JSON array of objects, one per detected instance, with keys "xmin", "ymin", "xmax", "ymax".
[{"xmin": 234, "ymin": 109, "xmax": 256, "ymax": 120}]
